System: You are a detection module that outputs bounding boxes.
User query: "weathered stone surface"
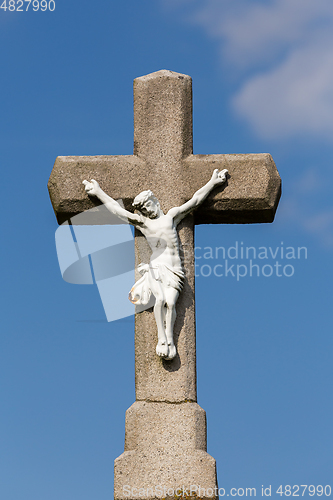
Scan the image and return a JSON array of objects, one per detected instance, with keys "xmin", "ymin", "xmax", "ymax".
[
  {"xmin": 114, "ymin": 401, "xmax": 217, "ymax": 500},
  {"xmin": 124, "ymin": 401, "xmax": 207, "ymax": 453},
  {"xmin": 48, "ymin": 70, "xmax": 281, "ymax": 225},
  {"xmin": 48, "ymin": 155, "xmax": 144, "ymax": 225},
  {"xmin": 48, "ymin": 152, "xmax": 280, "ymax": 225},
  {"xmin": 133, "ymin": 70, "xmax": 193, "ymax": 162},
  {"xmin": 186, "ymin": 153, "xmax": 281, "ymax": 224}
]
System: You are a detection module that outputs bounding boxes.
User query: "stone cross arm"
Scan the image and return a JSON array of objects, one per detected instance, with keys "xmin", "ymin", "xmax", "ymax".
[
  {"xmin": 48, "ymin": 69, "xmax": 280, "ymax": 226},
  {"xmin": 48, "ymin": 152, "xmax": 280, "ymax": 225}
]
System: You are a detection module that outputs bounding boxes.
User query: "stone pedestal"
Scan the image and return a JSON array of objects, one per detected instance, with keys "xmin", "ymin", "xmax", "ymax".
[{"xmin": 114, "ymin": 402, "xmax": 217, "ymax": 500}]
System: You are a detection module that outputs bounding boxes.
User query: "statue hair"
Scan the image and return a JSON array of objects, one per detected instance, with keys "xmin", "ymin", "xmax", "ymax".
[{"xmin": 132, "ymin": 190, "xmax": 160, "ymax": 209}]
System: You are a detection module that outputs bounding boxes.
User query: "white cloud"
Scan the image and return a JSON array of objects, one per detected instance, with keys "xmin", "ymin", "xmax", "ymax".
[
  {"xmin": 165, "ymin": 0, "xmax": 333, "ymax": 246},
  {"xmin": 233, "ymin": 38, "xmax": 333, "ymax": 138},
  {"xmin": 191, "ymin": 0, "xmax": 333, "ymax": 68},
  {"xmin": 174, "ymin": 0, "xmax": 333, "ymax": 139}
]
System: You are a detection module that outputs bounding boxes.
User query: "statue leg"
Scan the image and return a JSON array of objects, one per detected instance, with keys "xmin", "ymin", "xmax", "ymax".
[
  {"xmin": 164, "ymin": 287, "xmax": 179, "ymax": 360},
  {"xmin": 148, "ymin": 275, "xmax": 168, "ymax": 358}
]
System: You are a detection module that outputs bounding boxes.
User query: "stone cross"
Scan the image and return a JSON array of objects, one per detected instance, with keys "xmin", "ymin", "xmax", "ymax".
[{"xmin": 48, "ymin": 70, "xmax": 281, "ymax": 500}]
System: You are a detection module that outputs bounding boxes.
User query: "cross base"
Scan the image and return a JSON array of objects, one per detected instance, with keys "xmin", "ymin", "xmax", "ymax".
[{"xmin": 114, "ymin": 401, "xmax": 218, "ymax": 500}]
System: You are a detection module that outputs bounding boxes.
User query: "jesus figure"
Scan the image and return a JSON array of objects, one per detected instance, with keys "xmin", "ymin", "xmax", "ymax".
[{"xmin": 83, "ymin": 168, "xmax": 228, "ymax": 360}]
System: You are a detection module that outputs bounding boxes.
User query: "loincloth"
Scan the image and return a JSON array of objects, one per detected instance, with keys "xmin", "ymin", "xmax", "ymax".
[{"xmin": 128, "ymin": 263, "xmax": 184, "ymax": 305}]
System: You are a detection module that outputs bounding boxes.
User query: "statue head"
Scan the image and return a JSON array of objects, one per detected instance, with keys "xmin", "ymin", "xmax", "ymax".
[{"xmin": 132, "ymin": 190, "xmax": 161, "ymax": 219}]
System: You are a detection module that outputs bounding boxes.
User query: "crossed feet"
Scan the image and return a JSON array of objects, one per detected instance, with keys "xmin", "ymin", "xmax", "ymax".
[{"xmin": 156, "ymin": 341, "xmax": 177, "ymax": 360}]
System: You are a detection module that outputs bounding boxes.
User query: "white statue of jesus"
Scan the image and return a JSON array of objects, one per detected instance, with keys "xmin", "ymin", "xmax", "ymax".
[{"xmin": 83, "ymin": 168, "xmax": 228, "ymax": 360}]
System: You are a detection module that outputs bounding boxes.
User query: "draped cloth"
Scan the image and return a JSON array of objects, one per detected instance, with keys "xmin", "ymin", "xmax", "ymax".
[{"xmin": 128, "ymin": 263, "xmax": 184, "ymax": 305}]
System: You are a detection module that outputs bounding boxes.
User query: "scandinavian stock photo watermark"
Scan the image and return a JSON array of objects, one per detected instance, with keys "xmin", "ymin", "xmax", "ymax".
[
  {"xmin": 193, "ymin": 241, "xmax": 307, "ymax": 280},
  {"xmin": 0, "ymin": 0, "xmax": 55, "ymax": 11},
  {"xmin": 122, "ymin": 484, "xmax": 331, "ymax": 498},
  {"xmin": 54, "ymin": 204, "xmax": 308, "ymax": 322}
]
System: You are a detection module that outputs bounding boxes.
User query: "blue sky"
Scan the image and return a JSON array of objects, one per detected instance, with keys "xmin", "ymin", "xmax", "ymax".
[{"xmin": 0, "ymin": 1, "xmax": 332, "ymax": 499}]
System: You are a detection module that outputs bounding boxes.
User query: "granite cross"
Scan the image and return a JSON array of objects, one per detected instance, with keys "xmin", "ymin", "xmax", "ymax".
[{"xmin": 48, "ymin": 70, "xmax": 281, "ymax": 500}]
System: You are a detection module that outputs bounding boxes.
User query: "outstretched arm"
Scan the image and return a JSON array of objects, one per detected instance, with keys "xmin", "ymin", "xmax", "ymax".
[
  {"xmin": 83, "ymin": 179, "xmax": 143, "ymax": 226},
  {"xmin": 168, "ymin": 169, "xmax": 228, "ymax": 224}
]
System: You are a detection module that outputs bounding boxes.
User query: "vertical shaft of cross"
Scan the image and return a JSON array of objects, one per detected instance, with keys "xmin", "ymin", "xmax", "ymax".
[
  {"xmin": 134, "ymin": 70, "xmax": 193, "ymax": 163},
  {"xmin": 134, "ymin": 218, "xmax": 197, "ymax": 402},
  {"xmin": 132, "ymin": 70, "xmax": 197, "ymax": 403}
]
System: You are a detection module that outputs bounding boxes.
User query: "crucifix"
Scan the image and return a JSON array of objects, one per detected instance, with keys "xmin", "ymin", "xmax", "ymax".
[
  {"xmin": 81, "ymin": 167, "xmax": 228, "ymax": 360},
  {"xmin": 48, "ymin": 70, "xmax": 281, "ymax": 500}
]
